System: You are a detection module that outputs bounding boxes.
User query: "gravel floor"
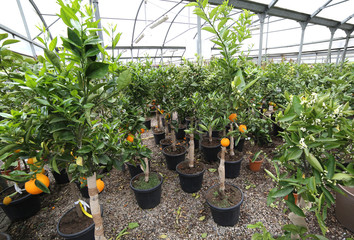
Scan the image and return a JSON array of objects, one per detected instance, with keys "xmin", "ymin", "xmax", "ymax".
[{"xmin": 4, "ymin": 119, "xmax": 354, "ymax": 240}]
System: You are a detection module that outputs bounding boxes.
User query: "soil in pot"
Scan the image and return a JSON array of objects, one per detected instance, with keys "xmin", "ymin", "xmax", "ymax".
[
  {"xmin": 201, "ymin": 137, "xmax": 221, "ymax": 162},
  {"xmin": 206, "ymin": 184, "xmax": 242, "ymax": 208},
  {"xmin": 160, "ymin": 138, "xmax": 172, "ymax": 149},
  {"xmin": 176, "ymin": 161, "xmax": 205, "ymax": 193},
  {"xmin": 58, "ymin": 208, "xmax": 94, "ymax": 235},
  {"xmin": 162, "ymin": 145, "xmax": 187, "ymax": 170},
  {"xmin": 217, "ymin": 151, "xmax": 243, "ymax": 179},
  {"xmin": 131, "ymin": 172, "xmax": 160, "ymax": 190},
  {"xmin": 0, "ymin": 185, "xmax": 41, "ymax": 222}
]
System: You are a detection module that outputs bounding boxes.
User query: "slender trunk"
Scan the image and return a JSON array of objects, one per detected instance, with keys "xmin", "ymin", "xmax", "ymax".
[
  {"xmin": 68, "ymin": 173, "xmax": 83, "ymax": 218},
  {"xmin": 156, "ymin": 109, "xmax": 161, "ymax": 129},
  {"xmin": 218, "ymin": 146, "xmax": 226, "ymax": 196},
  {"xmin": 87, "ymin": 173, "xmax": 106, "ymax": 240},
  {"xmin": 188, "ymin": 133, "xmax": 194, "ymax": 168},
  {"xmin": 171, "ymin": 126, "xmax": 177, "ymax": 152},
  {"xmin": 208, "ymin": 126, "xmax": 212, "ymax": 143},
  {"xmin": 144, "ymin": 158, "xmax": 149, "ymax": 182},
  {"xmin": 164, "ymin": 118, "xmax": 169, "ymax": 135},
  {"xmin": 230, "ymin": 123, "xmax": 235, "ymax": 156}
]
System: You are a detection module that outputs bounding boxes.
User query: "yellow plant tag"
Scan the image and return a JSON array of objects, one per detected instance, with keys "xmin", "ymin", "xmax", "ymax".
[
  {"xmin": 76, "ymin": 156, "xmax": 83, "ymax": 166},
  {"xmin": 79, "ymin": 201, "xmax": 92, "ymax": 218}
]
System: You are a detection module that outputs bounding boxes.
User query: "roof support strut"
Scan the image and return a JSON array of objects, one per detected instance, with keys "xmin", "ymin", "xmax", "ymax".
[
  {"xmin": 257, "ymin": 13, "xmax": 266, "ymax": 66},
  {"xmin": 16, "ymin": 0, "xmax": 36, "ymax": 57},
  {"xmin": 341, "ymin": 29, "xmax": 353, "ymax": 64},
  {"xmin": 197, "ymin": 16, "xmax": 202, "ymax": 59},
  {"xmin": 327, "ymin": 27, "xmax": 337, "ymax": 63},
  {"xmin": 297, "ymin": 22, "xmax": 308, "ymax": 64}
]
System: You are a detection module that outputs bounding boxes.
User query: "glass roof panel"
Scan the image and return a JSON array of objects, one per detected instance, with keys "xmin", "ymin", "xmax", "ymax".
[
  {"xmin": 276, "ymin": 0, "xmax": 329, "ymax": 15},
  {"xmin": 317, "ymin": 0, "xmax": 354, "ymax": 22},
  {"xmin": 0, "ymin": 1, "xmax": 26, "ymax": 35}
]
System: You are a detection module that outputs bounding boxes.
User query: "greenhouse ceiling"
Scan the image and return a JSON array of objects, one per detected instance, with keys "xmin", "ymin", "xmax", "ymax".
[{"xmin": 1, "ymin": 0, "xmax": 354, "ymax": 64}]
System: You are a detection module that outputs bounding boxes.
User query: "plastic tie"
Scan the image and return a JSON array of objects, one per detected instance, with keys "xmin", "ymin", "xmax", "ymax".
[{"xmin": 74, "ymin": 200, "xmax": 92, "ymax": 218}]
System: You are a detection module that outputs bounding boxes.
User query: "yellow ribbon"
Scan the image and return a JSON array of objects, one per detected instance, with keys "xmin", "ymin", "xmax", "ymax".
[{"xmin": 79, "ymin": 201, "xmax": 92, "ymax": 218}]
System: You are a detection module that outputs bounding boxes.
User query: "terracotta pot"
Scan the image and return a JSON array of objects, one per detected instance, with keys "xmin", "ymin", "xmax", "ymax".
[
  {"xmin": 284, "ymin": 193, "xmax": 298, "ymax": 205},
  {"xmin": 336, "ymin": 184, "xmax": 354, "ymax": 232},
  {"xmin": 249, "ymin": 158, "xmax": 263, "ymax": 172}
]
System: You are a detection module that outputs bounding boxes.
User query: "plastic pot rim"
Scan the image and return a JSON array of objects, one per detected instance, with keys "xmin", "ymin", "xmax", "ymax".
[
  {"xmin": 217, "ymin": 153, "xmax": 244, "ymax": 164},
  {"xmin": 205, "ymin": 183, "xmax": 244, "ymax": 211},
  {"xmin": 0, "ymin": 186, "xmax": 33, "ymax": 206},
  {"xmin": 162, "ymin": 145, "xmax": 187, "ymax": 157},
  {"xmin": 201, "ymin": 137, "xmax": 221, "ymax": 149},
  {"xmin": 130, "ymin": 172, "xmax": 163, "ymax": 193},
  {"xmin": 176, "ymin": 161, "xmax": 206, "ymax": 178}
]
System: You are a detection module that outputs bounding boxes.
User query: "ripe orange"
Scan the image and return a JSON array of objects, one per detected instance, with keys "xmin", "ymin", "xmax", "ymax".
[
  {"xmin": 126, "ymin": 134, "xmax": 134, "ymax": 143},
  {"xmin": 25, "ymin": 173, "xmax": 50, "ymax": 195},
  {"xmin": 140, "ymin": 128, "xmax": 145, "ymax": 134},
  {"xmin": 96, "ymin": 179, "xmax": 104, "ymax": 193},
  {"xmin": 239, "ymin": 125, "xmax": 247, "ymax": 133},
  {"xmin": 221, "ymin": 138, "xmax": 230, "ymax": 147},
  {"xmin": 3, "ymin": 196, "xmax": 12, "ymax": 205},
  {"xmin": 14, "ymin": 149, "xmax": 21, "ymax": 153},
  {"xmin": 228, "ymin": 113, "xmax": 237, "ymax": 122},
  {"xmin": 27, "ymin": 158, "xmax": 36, "ymax": 165}
]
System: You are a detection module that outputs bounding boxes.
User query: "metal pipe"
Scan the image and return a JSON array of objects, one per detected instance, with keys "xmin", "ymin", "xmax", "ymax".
[
  {"xmin": 16, "ymin": 0, "xmax": 36, "ymax": 57},
  {"xmin": 197, "ymin": 16, "xmax": 202, "ymax": 59},
  {"xmin": 327, "ymin": 27, "xmax": 337, "ymax": 63},
  {"xmin": 257, "ymin": 13, "xmax": 266, "ymax": 66},
  {"xmin": 297, "ymin": 22, "xmax": 308, "ymax": 64},
  {"xmin": 341, "ymin": 30, "xmax": 352, "ymax": 64}
]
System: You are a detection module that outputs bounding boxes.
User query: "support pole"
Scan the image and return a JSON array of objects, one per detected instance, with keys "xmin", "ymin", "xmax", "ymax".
[
  {"xmin": 16, "ymin": 0, "xmax": 36, "ymax": 57},
  {"xmin": 341, "ymin": 30, "xmax": 352, "ymax": 64},
  {"xmin": 297, "ymin": 22, "xmax": 308, "ymax": 64},
  {"xmin": 264, "ymin": 16, "xmax": 270, "ymax": 61},
  {"xmin": 197, "ymin": 16, "xmax": 202, "ymax": 61},
  {"xmin": 257, "ymin": 13, "xmax": 266, "ymax": 66},
  {"xmin": 327, "ymin": 27, "xmax": 336, "ymax": 63}
]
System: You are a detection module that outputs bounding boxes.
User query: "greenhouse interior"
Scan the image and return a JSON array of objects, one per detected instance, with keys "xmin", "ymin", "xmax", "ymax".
[{"xmin": 0, "ymin": 0, "xmax": 353, "ymax": 239}]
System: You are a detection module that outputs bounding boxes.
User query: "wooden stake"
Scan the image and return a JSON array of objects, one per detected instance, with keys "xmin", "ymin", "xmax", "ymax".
[
  {"xmin": 144, "ymin": 158, "xmax": 149, "ymax": 182},
  {"xmin": 218, "ymin": 146, "xmax": 226, "ymax": 195},
  {"xmin": 87, "ymin": 173, "xmax": 106, "ymax": 240}
]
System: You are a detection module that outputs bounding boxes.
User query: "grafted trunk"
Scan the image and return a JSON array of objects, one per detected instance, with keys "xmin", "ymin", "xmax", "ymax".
[
  {"xmin": 218, "ymin": 146, "xmax": 226, "ymax": 195},
  {"xmin": 144, "ymin": 158, "xmax": 149, "ymax": 182},
  {"xmin": 230, "ymin": 123, "xmax": 235, "ymax": 156},
  {"xmin": 188, "ymin": 133, "xmax": 194, "ymax": 168},
  {"xmin": 87, "ymin": 173, "xmax": 106, "ymax": 240},
  {"xmin": 156, "ymin": 109, "xmax": 161, "ymax": 129},
  {"xmin": 208, "ymin": 127, "xmax": 212, "ymax": 143},
  {"xmin": 68, "ymin": 173, "xmax": 83, "ymax": 218},
  {"xmin": 171, "ymin": 127, "xmax": 177, "ymax": 152},
  {"xmin": 164, "ymin": 118, "xmax": 169, "ymax": 135}
]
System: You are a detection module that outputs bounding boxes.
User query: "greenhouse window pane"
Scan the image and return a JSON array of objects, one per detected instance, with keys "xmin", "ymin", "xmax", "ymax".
[
  {"xmin": 0, "ymin": 1, "xmax": 26, "ymax": 34},
  {"xmin": 276, "ymin": 0, "xmax": 329, "ymax": 15}
]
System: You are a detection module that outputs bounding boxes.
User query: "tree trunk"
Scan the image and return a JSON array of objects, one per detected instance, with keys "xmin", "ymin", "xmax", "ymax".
[
  {"xmin": 188, "ymin": 133, "xmax": 194, "ymax": 168},
  {"xmin": 156, "ymin": 108, "xmax": 161, "ymax": 129},
  {"xmin": 68, "ymin": 173, "xmax": 83, "ymax": 218},
  {"xmin": 218, "ymin": 146, "xmax": 226, "ymax": 195},
  {"xmin": 171, "ymin": 126, "xmax": 177, "ymax": 152},
  {"xmin": 230, "ymin": 123, "xmax": 235, "ymax": 156},
  {"xmin": 87, "ymin": 173, "xmax": 106, "ymax": 240},
  {"xmin": 164, "ymin": 118, "xmax": 169, "ymax": 135},
  {"xmin": 144, "ymin": 158, "xmax": 149, "ymax": 182},
  {"xmin": 208, "ymin": 127, "xmax": 212, "ymax": 143}
]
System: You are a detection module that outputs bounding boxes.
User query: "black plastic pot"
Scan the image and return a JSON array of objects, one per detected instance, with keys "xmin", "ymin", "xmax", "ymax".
[
  {"xmin": 0, "ymin": 233, "xmax": 11, "ymax": 240},
  {"xmin": 0, "ymin": 186, "xmax": 41, "ymax": 222},
  {"xmin": 159, "ymin": 138, "xmax": 171, "ymax": 149},
  {"xmin": 201, "ymin": 138, "xmax": 221, "ymax": 162},
  {"xmin": 217, "ymin": 154, "xmax": 243, "ymax": 179},
  {"xmin": 176, "ymin": 161, "xmax": 205, "ymax": 193},
  {"xmin": 143, "ymin": 119, "xmax": 151, "ymax": 130},
  {"xmin": 52, "ymin": 168, "xmax": 70, "ymax": 184},
  {"xmin": 130, "ymin": 173, "xmax": 163, "ymax": 209},
  {"xmin": 206, "ymin": 183, "xmax": 244, "ymax": 226},
  {"xmin": 57, "ymin": 205, "xmax": 103, "ymax": 240},
  {"xmin": 76, "ymin": 182, "xmax": 89, "ymax": 199},
  {"xmin": 176, "ymin": 126, "xmax": 186, "ymax": 140},
  {"xmin": 162, "ymin": 146, "xmax": 187, "ymax": 170},
  {"xmin": 153, "ymin": 130, "xmax": 165, "ymax": 145},
  {"xmin": 235, "ymin": 138, "xmax": 245, "ymax": 152}
]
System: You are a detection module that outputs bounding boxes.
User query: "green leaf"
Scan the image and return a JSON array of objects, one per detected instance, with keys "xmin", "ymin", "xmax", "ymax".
[
  {"xmin": 77, "ymin": 146, "xmax": 92, "ymax": 154},
  {"xmin": 202, "ymin": 26, "xmax": 216, "ymax": 34},
  {"xmin": 44, "ymin": 49, "xmax": 61, "ymax": 71},
  {"xmin": 201, "ymin": 233, "xmax": 207, "ymax": 238},
  {"xmin": 116, "ymin": 69, "xmax": 132, "ymax": 90},
  {"xmin": 185, "ymin": 2, "xmax": 198, "ymax": 7},
  {"xmin": 0, "ymin": 33, "xmax": 8, "ymax": 41},
  {"xmin": 279, "ymin": 114, "xmax": 297, "ymax": 122},
  {"xmin": 49, "ymin": 117, "xmax": 67, "ymax": 124},
  {"xmin": 242, "ymin": 78, "xmax": 259, "ymax": 92},
  {"xmin": 320, "ymin": 185, "xmax": 335, "ymax": 204},
  {"xmin": 326, "ymin": 155, "xmax": 335, "ymax": 179},
  {"xmin": 332, "ymin": 173, "xmax": 353, "ymax": 181},
  {"xmin": 316, "ymin": 138, "xmax": 337, "ymax": 142},
  {"xmin": 2, "ymin": 39, "xmax": 20, "ymax": 47},
  {"xmin": 0, "ymin": 113, "xmax": 13, "ymax": 119},
  {"xmin": 128, "ymin": 222, "xmax": 139, "ymax": 229},
  {"xmin": 84, "ymin": 103, "xmax": 95, "ymax": 109},
  {"xmin": 51, "ymin": 156, "xmax": 60, "ymax": 174},
  {"xmin": 264, "ymin": 169, "xmax": 277, "ymax": 181},
  {"xmin": 285, "ymin": 200, "xmax": 305, "ymax": 217},
  {"xmin": 35, "ymin": 98, "xmax": 50, "ymax": 106},
  {"xmin": 304, "ymin": 150, "xmax": 323, "ymax": 173},
  {"xmin": 273, "ymin": 186, "xmax": 294, "ymax": 198},
  {"xmin": 287, "ymin": 147, "xmax": 303, "ymax": 160},
  {"xmin": 85, "ymin": 47, "xmax": 100, "ymax": 58},
  {"xmin": 35, "ymin": 179, "xmax": 50, "ymax": 194},
  {"xmin": 208, "ymin": 168, "xmax": 217, "ymax": 172},
  {"xmin": 49, "ymin": 36, "xmax": 57, "ymax": 51},
  {"xmin": 85, "ymin": 62, "xmax": 109, "ymax": 79},
  {"xmin": 293, "ymin": 96, "xmax": 302, "ymax": 115},
  {"xmin": 68, "ymin": 28, "xmax": 82, "ymax": 47},
  {"xmin": 198, "ymin": 216, "xmax": 205, "ymax": 221}
]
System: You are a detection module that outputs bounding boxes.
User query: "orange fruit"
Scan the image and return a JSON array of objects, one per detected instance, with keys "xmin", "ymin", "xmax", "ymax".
[
  {"xmin": 126, "ymin": 134, "xmax": 134, "ymax": 143},
  {"xmin": 239, "ymin": 125, "xmax": 247, "ymax": 133},
  {"xmin": 3, "ymin": 196, "xmax": 12, "ymax": 205},
  {"xmin": 228, "ymin": 113, "xmax": 237, "ymax": 122},
  {"xmin": 160, "ymin": 109, "xmax": 164, "ymax": 114},
  {"xmin": 25, "ymin": 173, "xmax": 50, "ymax": 195},
  {"xmin": 96, "ymin": 179, "xmax": 104, "ymax": 193},
  {"xmin": 14, "ymin": 149, "xmax": 21, "ymax": 153},
  {"xmin": 27, "ymin": 158, "xmax": 36, "ymax": 165},
  {"xmin": 41, "ymin": 168, "xmax": 46, "ymax": 174},
  {"xmin": 221, "ymin": 138, "xmax": 230, "ymax": 147},
  {"xmin": 140, "ymin": 128, "xmax": 145, "ymax": 134}
]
